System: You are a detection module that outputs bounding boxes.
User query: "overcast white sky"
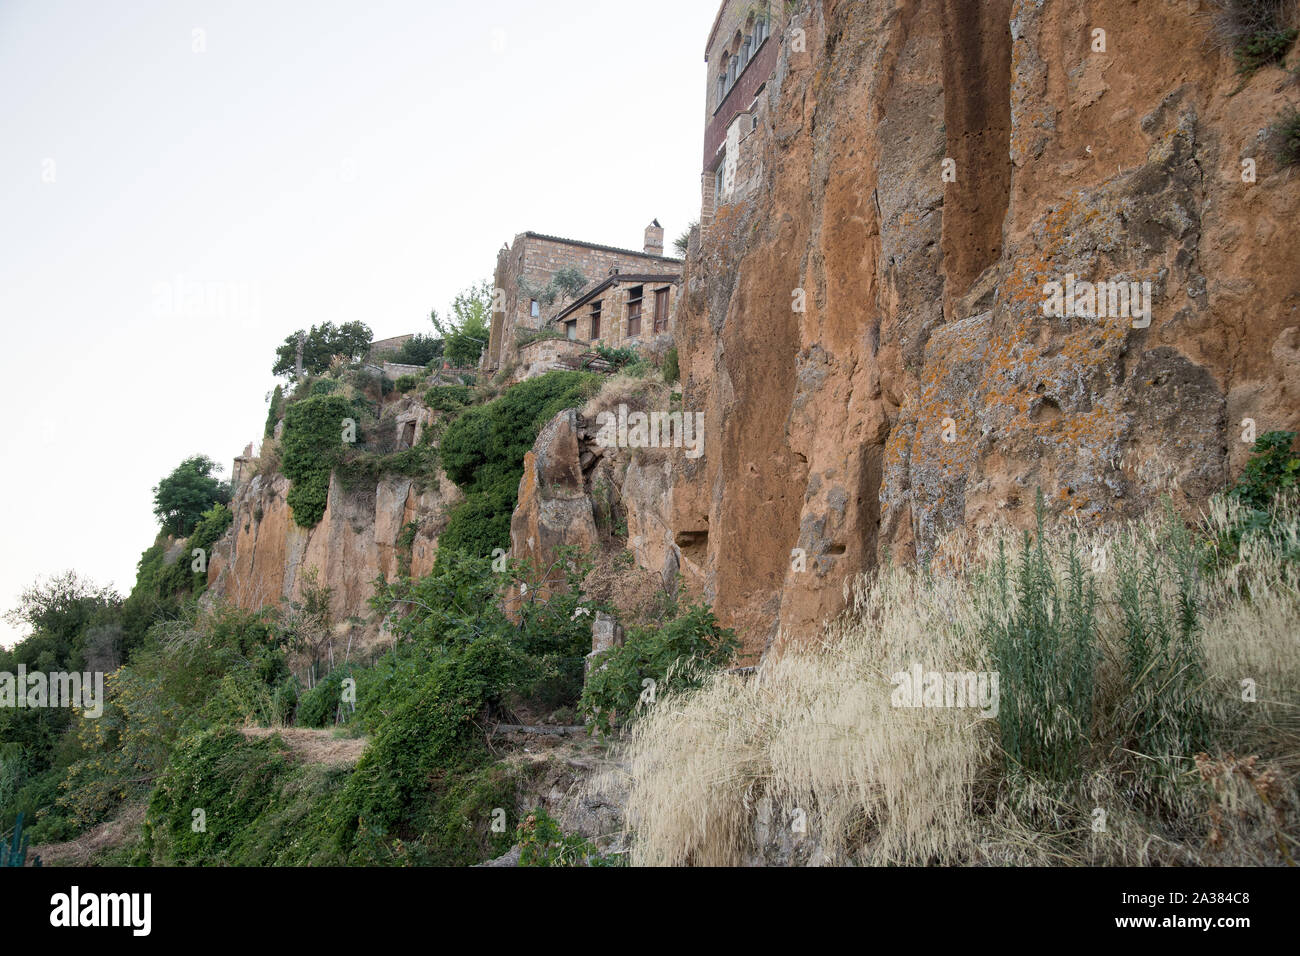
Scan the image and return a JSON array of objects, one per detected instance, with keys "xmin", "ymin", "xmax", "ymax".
[{"xmin": 0, "ymin": 0, "xmax": 718, "ymax": 646}]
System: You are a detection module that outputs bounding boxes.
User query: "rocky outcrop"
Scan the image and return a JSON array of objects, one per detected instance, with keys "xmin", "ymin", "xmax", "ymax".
[
  {"xmin": 207, "ymin": 466, "xmax": 461, "ymax": 634},
  {"xmin": 673, "ymin": 0, "xmax": 1300, "ymax": 656},
  {"xmin": 509, "ymin": 399, "xmax": 685, "ymax": 599},
  {"xmin": 509, "ymin": 409, "xmax": 600, "ymax": 591}
]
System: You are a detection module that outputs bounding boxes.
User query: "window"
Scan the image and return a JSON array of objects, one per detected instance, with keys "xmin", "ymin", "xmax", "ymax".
[
  {"xmin": 530, "ymin": 299, "xmax": 539, "ymax": 318},
  {"xmin": 741, "ymin": 35, "xmax": 752, "ymax": 69},
  {"xmin": 590, "ymin": 300, "xmax": 602, "ymax": 340},
  {"xmin": 627, "ymin": 286, "xmax": 643, "ymax": 338},
  {"xmin": 728, "ymin": 57, "xmax": 737, "ymax": 88},
  {"xmin": 654, "ymin": 288, "xmax": 669, "ymax": 334},
  {"xmin": 717, "ymin": 74, "xmax": 726, "ymax": 107},
  {"xmin": 714, "ymin": 161, "xmax": 726, "ymax": 198},
  {"xmin": 565, "ymin": 320, "xmax": 577, "ymax": 341}
]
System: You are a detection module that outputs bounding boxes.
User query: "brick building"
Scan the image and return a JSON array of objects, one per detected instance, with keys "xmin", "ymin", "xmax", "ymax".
[
  {"xmin": 701, "ymin": 1, "xmax": 787, "ymax": 224},
  {"xmin": 485, "ymin": 223, "xmax": 682, "ymax": 372}
]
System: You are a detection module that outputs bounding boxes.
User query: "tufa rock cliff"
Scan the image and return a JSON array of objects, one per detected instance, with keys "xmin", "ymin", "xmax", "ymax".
[{"xmin": 673, "ymin": 0, "xmax": 1300, "ymax": 656}]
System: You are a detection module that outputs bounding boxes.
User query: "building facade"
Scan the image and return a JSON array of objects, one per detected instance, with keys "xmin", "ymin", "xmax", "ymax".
[
  {"xmin": 550, "ymin": 273, "xmax": 681, "ymax": 351},
  {"xmin": 701, "ymin": 0, "xmax": 786, "ymax": 224},
  {"xmin": 485, "ymin": 223, "xmax": 682, "ymax": 372}
]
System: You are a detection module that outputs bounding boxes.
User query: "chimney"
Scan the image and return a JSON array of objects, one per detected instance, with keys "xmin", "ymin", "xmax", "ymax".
[{"xmin": 644, "ymin": 219, "xmax": 664, "ymax": 256}]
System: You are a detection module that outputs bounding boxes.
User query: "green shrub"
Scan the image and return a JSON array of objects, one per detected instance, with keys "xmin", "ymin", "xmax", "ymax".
[
  {"xmin": 424, "ymin": 385, "xmax": 474, "ymax": 413},
  {"xmin": 281, "ymin": 395, "xmax": 352, "ymax": 528},
  {"xmin": 296, "ymin": 667, "xmax": 354, "ymax": 728},
  {"xmin": 1234, "ymin": 26, "xmax": 1297, "ymax": 73},
  {"xmin": 580, "ymin": 604, "xmax": 739, "ymax": 736},
  {"xmin": 1114, "ymin": 506, "xmax": 1210, "ymax": 807},
  {"xmin": 438, "ymin": 371, "xmax": 597, "ymax": 558},
  {"xmin": 1274, "ymin": 109, "xmax": 1300, "ymax": 167},
  {"xmin": 309, "ymin": 377, "xmax": 339, "ymax": 396},
  {"xmin": 594, "ymin": 344, "xmax": 638, "ymax": 370},
  {"xmin": 394, "ymin": 374, "xmax": 419, "ymax": 393},
  {"xmin": 662, "ymin": 346, "xmax": 679, "ymax": 384},
  {"xmin": 265, "ymin": 385, "xmax": 284, "ymax": 438},
  {"xmin": 516, "ymin": 807, "xmax": 619, "ymax": 866},
  {"xmin": 980, "ymin": 493, "xmax": 1096, "ymax": 782}
]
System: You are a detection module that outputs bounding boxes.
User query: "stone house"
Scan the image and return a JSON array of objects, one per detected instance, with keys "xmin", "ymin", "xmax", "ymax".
[
  {"xmin": 701, "ymin": 1, "xmax": 786, "ymax": 224},
  {"xmin": 485, "ymin": 223, "xmax": 682, "ymax": 372},
  {"xmin": 549, "ymin": 273, "xmax": 681, "ymax": 351}
]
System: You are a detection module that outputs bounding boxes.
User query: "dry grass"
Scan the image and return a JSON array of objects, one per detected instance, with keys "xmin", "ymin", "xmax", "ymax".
[
  {"xmin": 240, "ymin": 727, "xmax": 368, "ymax": 767},
  {"xmin": 620, "ymin": 498, "xmax": 1300, "ymax": 866},
  {"xmin": 32, "ymin": 803, "xmax": 147, "ymax": 866}
]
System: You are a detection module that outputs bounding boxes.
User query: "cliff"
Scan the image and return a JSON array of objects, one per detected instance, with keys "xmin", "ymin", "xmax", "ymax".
[{"xmin": 673, "ymin": 0, "xmax": 1300, "ymax": 655}]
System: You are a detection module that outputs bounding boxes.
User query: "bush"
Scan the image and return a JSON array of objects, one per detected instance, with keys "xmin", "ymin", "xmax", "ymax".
[
  {"xmin": 438, "ymin": 371, "xmax": 597, "ymax": 557},
  {"xmin": 580, "ymin": 604, "xmax": 739, "ymax": 736},
  {"xmin": 296, "ymin": 667, "xmax": 354, "ymax": 728},
  {"xmin": 424, "ymin": 385, "xmax": 473, "ymax": 413},
  {"xmin": 1274, "ymin": 109, "xmax": 1300, "ymax": 167},
  {"xmin": 594, "ymin": 344, "xmax": 639, "ymax": 370},
  {"xmin": 1209, "ymin": 0, "xmax": 1297, "ymax": 74},
  {"xmin": 662, "ymin": 346, "xmax": 679, "ymax": 384},
  {"xmin": 281, "ymin": 395, "xmax": 352, "ymax": 528},
  {"xmin": 980, "ymin": 496, "xmax": 1097, "ymax": 782},
  {"xmin": 394, "ymin": 374, "xmax": 419, "ymax": 393},
  {"xmin": 516, "ymin": 808, "xmax": 619, "ymax": 866}
]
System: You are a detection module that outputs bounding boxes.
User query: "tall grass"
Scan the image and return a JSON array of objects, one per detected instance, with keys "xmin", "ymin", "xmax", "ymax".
[{"xmin": 619, "ymin": 495, "xmax": 1300, "ymax": 866}]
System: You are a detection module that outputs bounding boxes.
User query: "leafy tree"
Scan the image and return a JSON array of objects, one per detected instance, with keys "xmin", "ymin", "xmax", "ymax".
[
  {"xmin": 395, "ymin": 333, "xmax": 443, "ymax": 366},
  {"xmin": 271, "ymin": 321, "xmax": 373, "ymax": 379},
  {"xmin": 431, "ymin": 280, "xmax": 492, "ymax": 368},
  {"xmin": 518, "ymin": 267, "xmax": 588, "ymax": 310},
  {"xmin": 673, "ymin": 222, "xmax": 697, "ymax": 256},
  {"xmin": 265, "ymin": 385, "xmax": 284, "ymax": 438},
  {"xmin": 152, "ymin": 456, "xmax": 231, "ymax": 537}
]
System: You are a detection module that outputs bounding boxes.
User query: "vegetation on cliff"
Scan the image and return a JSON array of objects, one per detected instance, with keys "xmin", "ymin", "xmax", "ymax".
[{"xmin": 620, "ymin": 436, "xmax": 1300, "ymax": 866}]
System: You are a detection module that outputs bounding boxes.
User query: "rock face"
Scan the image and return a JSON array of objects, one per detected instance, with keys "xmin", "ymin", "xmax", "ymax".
[
  {"xmin": 673, "ymin": 0, "xmax": 1300, "ymax": 656},
  {"xmin": 207, "ymin": 467, "xmax": 461, "ymax": 631},
  {"xmin": 509, "ymin": 402, "xmax": 684, "ymax": 597},
  {"xmin": 509, "ymin": 409, "xmax": 600, "ymax": 590}
]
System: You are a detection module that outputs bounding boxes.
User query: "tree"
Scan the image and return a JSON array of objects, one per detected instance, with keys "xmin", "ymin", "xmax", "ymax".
[
  {"xmin": 271, "ymin": 321, "xmax": 373, "ymax": 379},
  {"xmin": 673, "ymin": 221, "xmax": 697, "ymax": 256},
  {"xmin": 152, "ymin": 456, "xmax": 231, "ymax": 537},
  {"xmin": 518, "ymin": 267, "xmax": 588, "ymax": 310},
  {"xmin": 395, "ymin": 334, "xmax": 443, "ymax": 366},
  {"xmin": 431, "ymin": 280, "xmax": 492, "ymax": 368}
]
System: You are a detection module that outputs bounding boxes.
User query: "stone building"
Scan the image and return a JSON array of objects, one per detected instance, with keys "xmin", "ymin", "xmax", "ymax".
[
  {"xmin": 484, "ymin": 223, "xmax": 682, "ymax": 372},
  {"xmin": 550, "ymin": 273, "xmax": 681, "ymax": 352},
  {"xmin": 701, "ymin": 0, "xmax": 786, "ymax": 224}
]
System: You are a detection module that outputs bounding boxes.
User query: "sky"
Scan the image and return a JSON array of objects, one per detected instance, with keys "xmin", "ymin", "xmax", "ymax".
[{"xmin": 0, "ymin": 0, "xmax": 719, "ymax": 647}]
